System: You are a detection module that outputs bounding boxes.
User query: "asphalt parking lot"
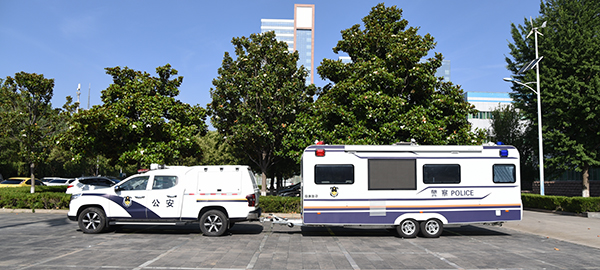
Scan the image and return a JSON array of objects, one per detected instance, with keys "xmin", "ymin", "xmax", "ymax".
[{"xmin": 0, "ymin": 210, "xmax": 599, "ymax": 270}]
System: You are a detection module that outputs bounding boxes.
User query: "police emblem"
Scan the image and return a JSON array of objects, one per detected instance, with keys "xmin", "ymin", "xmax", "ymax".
[
  {"xmin": 123, "ymin": 196, "xmax": 132, "ymax": 208},
  {"xmin": 330, "ymin": 186, "xmax": 339, "ymax": 197}
]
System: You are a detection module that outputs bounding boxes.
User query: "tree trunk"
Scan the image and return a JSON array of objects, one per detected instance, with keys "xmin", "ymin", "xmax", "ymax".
[
  {"xmin": 261, "ymin": 171, "xmax": 267, "ymax": 195},
  {"xmin": 269, "ymin": 173, "xmax": 275, "ymax": 195},
  {"xmin": 276, "ymin": 173, "xmax": 283, "ymax": 192},
  {"xmin": 29, "ymin": 163, "xmax": 35, "ymax": 194},
  {"xmin": 260, "ymin": 150, "xmax": 268, "ymax": 195},
  {"xmin": 582, "ymin": 165, "xmax": 590, "ymax": 197}
]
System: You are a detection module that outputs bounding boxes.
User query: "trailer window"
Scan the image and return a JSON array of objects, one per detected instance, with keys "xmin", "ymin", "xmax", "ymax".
[
  {"xmin": 369, "ymin": 159, "xmax": 416, "ymax": 190},
  {"xmin": 315, "ymin": 165, "xmax": 354, "ymax": 184},
  {"xmin": 423, "ymin": 164, "xmax": 461, "ymax": 184},
  {"xmin": 493, "ymin": 164, "xmax": 516, "ymax": 183}
]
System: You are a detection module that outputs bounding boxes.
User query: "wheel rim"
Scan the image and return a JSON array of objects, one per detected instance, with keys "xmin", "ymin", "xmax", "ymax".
[
  {"xmin": 401, "ymin": 220, "xmax": 416, "ymax": 235},
  {"xmin": 203, "ymin": 214, "xmax": 223, "ymax": 233},
  {"xmin": 425, "ymin": 220, "xmax": 440, "ymax": 234},
  {"xmin": 83, "ymin": 212, "xmax": 100, "ymax": 230}
]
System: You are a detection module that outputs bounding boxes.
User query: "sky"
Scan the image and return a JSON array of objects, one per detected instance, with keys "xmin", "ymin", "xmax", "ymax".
[{"xmin": 0, "ymin": 0, "xmax": 542, "ymax": 111}]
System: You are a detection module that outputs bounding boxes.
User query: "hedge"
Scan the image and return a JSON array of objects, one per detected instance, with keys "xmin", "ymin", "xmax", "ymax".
[
  {"xmin": 522, "ymin": 193, "xmax": 600, "ymax": 213},
  {"xmin": 0, "ymin": 186, "xmax": 71, "ymax": 210},
  {"xmin": 3, "ymin": 187, "xmax": 599, "ymax": 214},
  {"xmin": 259, "ymin": 196, "xmax": 301, "ymax": 213}
]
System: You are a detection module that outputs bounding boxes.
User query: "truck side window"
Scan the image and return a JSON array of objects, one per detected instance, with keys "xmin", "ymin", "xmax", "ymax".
[
  {"xmin": 493, "ymin": 164, "xmax": 516, "ymax": 183},
  {"xmin": 315, "ymin": 164, "xmax": 354, "ymax": 184},
  {"xmin": 119, "ymin": 176, "xmax": 150, "ymax": 191},
  {"xmin": 152, "ymin": 176, "xmax": 178, "ymax": 190},
  {"xmin": 423, "ymin": 164, "xmax": 461, "ymax": 184}
]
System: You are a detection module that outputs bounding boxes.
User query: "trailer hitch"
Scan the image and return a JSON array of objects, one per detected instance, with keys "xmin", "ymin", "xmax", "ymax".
[{"xmin": 261, "ymin": 213, "xmax": 303, "ymax": 228}]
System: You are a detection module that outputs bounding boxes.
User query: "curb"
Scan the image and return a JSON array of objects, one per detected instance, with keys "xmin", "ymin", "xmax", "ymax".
[
  {"xmin": 261, "ymin": 213, "xmax": 301, "ymax": 219},
  {"xmin": 0, "ymin": 208, "xmax": 68, "ymax": 214},
  {"xmin": 3, "ymin": 208, "xmax": 594, "ymax": 220},
  {"xmin": 523, "ymin": 207, "xmax": 600, "ymax": 219},
  {"xmin": 1, "ymin": 208, "xmax": 301, "ymax": 218}
]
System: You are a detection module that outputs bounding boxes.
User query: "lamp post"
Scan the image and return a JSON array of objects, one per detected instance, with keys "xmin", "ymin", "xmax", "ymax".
[
  {"xmin": 503, "ymin": 77, "xmax": 544, "ymax": 195},
  {"xmin": 503, "ymin": 18, "xmax": 546, "ymax": 195}
]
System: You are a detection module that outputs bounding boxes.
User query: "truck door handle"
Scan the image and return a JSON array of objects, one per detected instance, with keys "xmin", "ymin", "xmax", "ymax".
[
  {"xmin": 167, "ymin": 195, "xmax": 177, "ymax": 198},
  {"xmin": 135, "ymin": 196, "xmax": 145, "ymax": 199}
]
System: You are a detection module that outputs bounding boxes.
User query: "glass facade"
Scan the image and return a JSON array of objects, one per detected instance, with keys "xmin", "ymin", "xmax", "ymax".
[
  {"xmin": 296, "ymin": 29, "xmax": 312, "ymax": 83},
  {"xmin": 435, "ymin": 60, "xmax": 451, "ymax": 82},
  {"xmin": 260, "ymin": 19, "xmax": 294, "ymax": 52},
  {"xmin": 261, "ymin": 4, "xmax": 314, "ymax": 84}
]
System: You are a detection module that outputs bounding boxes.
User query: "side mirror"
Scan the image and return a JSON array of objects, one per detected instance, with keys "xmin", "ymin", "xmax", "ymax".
[{"xmin": 114, "ymin": 185, "xmax": 122, "ymax": 192}]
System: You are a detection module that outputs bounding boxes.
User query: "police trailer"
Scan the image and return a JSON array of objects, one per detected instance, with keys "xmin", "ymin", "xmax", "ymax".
[
  {"xmin": 68, "ymin": 165, "xmax": 261, "ymax": 236},
  {"xmin": 269, "ymin": 142, "xmax": 522, "ymax": 238}
]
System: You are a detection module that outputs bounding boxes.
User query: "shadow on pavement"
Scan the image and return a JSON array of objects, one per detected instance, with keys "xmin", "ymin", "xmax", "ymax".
[
  {"xmin": 106, "ymin": 222, "xmax": 264, "ymax": 235},
  {"xmin": 267, "ymin": 224, "xmax": 511, "ymax": 238}
]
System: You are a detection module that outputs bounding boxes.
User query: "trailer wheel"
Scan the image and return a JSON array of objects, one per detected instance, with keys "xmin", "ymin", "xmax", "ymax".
[
  {"xmin": 420, "ymin": 218, "xmax": 443, "ymax": 238},
  {"xmin": 199, "ymin": 210, "xmax": 228, "ymax": 236},
  {"xmin": 396, "ymin": 219, "xmax": 419, "ymax": 238}
]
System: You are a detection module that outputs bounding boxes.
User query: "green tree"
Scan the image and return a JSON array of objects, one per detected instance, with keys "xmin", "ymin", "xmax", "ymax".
[
  {"xmin": 208, "ymin": 31, "xmax": 316, "ymax": 194},
  {"xmin": 0, "ymin": 72, "xmax": 59, "ymax": 192},
  {"xmin": 490, "ymin": 105, "xmax": 537, "ymax": 189},
  {"xmin": 490, "ymin": 104, "xmax": 525, "ymax": 146},
  {"xmin": 36, "ymin": 96, "xmax": 80, "ymax": 178},
  {"xmin": 506, "ymin": 0, "xmax": 600, "ymax": 197},
  {"xmin": 289, "ymin": 3, "xmax": 484, "ymax": 150},
  {"xmin": 196, "ymin": 131, "xmax": 238, "ymax": 165},
  {"xmin": 63, "ymin": 64, "xmax": 207, "ymax": 173}
]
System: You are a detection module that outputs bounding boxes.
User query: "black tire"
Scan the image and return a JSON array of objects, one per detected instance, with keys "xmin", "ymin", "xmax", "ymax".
[
  {"xmin": 199, "ymin": 210, "xmax": 228, "ymax": 236},
  {"xmin": 420, "ymin": 218, "xmax": 443, "ymax": 238},
  {"xmin": 396, "ymin": 219, "xmax": 419, "ymax": 238},
  {"xmin": 78, "ymin": 207, "xmax": 107, "ymax": 234}
]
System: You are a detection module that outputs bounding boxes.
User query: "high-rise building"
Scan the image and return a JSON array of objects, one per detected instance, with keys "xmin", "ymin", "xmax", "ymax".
[
  {"xmin": 261, "ymin": 4, "xmax": 315, "ymax": 84},
  {"xmin": 435, "ymin": 60, "xmax": 451, "ymax": 82}
]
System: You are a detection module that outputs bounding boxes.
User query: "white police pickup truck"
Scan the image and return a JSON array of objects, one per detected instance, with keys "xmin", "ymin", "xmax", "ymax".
[{"xmin": 68, "ymin": 165, "xmax": 261, "ymax": 236}]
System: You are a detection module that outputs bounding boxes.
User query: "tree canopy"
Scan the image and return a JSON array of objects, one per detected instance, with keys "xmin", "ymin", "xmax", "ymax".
[
  {"xmin": 0, "ymin": 72, "xmax": 61, "ymax": 192},
  {"xmin": 506, "ymin": 0, "xmax": 600, "ymax": 196},
  {"xmin": 208, "ymin": 31, "xmax": 316, "ymax": 193},
  {"xmin": 490, "ymin": 104, "xmax": 537, "ymax": 189},
  {"xmin": 63, "ymin": 64, "xmax": 207, "ymax": 171},
  {"xmin": 287, "ymin": 3, "xmax": 484, "ymax": 151}
]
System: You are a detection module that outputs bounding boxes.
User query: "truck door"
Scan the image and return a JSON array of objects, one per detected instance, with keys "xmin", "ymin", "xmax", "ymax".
[
  {"xmin": 145, "ymin": 175, "xmax": 183, "ymax": 219},
  {"xmin": 114, "ymin": 175, "xmax": 150, "ymax": 219}
]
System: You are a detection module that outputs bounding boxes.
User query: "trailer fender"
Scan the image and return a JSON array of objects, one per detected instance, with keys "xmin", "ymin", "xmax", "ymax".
[{"xmin": 394, "ymin": 213, "xmax": 448, "ymax": 225}]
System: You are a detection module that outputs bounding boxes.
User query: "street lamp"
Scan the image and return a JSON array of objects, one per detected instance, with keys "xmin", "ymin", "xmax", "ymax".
[
  {"xmin": 503, "ymin": 17, "xmax": 546, "ymax": 195},
  {"xmin": 503, "ymin": 77, "xmax": 544, "ymax": 195}
]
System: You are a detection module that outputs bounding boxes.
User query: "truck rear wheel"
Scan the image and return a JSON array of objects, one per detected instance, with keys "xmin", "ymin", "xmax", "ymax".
[
  {"xmin": 396, "ymin": 219, "xmax": 419, "ymax": 238},
  {"xmin": 200, "ymin": 210, "xmax": 228, "ymax": 236}
]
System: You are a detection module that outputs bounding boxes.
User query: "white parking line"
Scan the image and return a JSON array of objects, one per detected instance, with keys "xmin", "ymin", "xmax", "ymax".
[
  {"xmin": 18, "ymin": 249, "xmax": 84, "ymax": 270},
  {"xmin": 327, "ymin": 227, "xmax": 360, "ymax": 270},
  {"xmin": 133, "ymin": 240, "xmax": 190, "ymax": 270},
  {"xmin": 246, "ymin": 223, "xmax": 272, "ymax": 269},
  {"xmin": 407, "ymin": 240, "xmax": 464, "ymax": 270}
]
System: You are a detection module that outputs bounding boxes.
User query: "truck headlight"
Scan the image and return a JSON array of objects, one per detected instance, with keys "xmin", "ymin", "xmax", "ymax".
[{"xmin": 70, "ymin": 194, "xmax": 81, "ymax": 201}]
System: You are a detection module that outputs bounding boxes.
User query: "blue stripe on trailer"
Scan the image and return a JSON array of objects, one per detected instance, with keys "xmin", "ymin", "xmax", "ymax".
[{"xmin": 303, "ymin": 209, "xmax": 521, "ymax": 225}]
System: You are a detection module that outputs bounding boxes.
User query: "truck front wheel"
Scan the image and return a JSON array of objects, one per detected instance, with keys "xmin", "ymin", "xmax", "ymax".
[
  {"xmin": 78, "ymin": 207, "xmax": 107, "ymax": 234},
  {"xmin": 199, "ymin": 210, "xmax": 228, "ymax": 236}
]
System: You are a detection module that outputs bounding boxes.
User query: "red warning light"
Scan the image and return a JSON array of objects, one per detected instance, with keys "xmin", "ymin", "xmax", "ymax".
[{"xmin": 316, "ymin": 149, "xmax": 325, "ymax": 157}]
